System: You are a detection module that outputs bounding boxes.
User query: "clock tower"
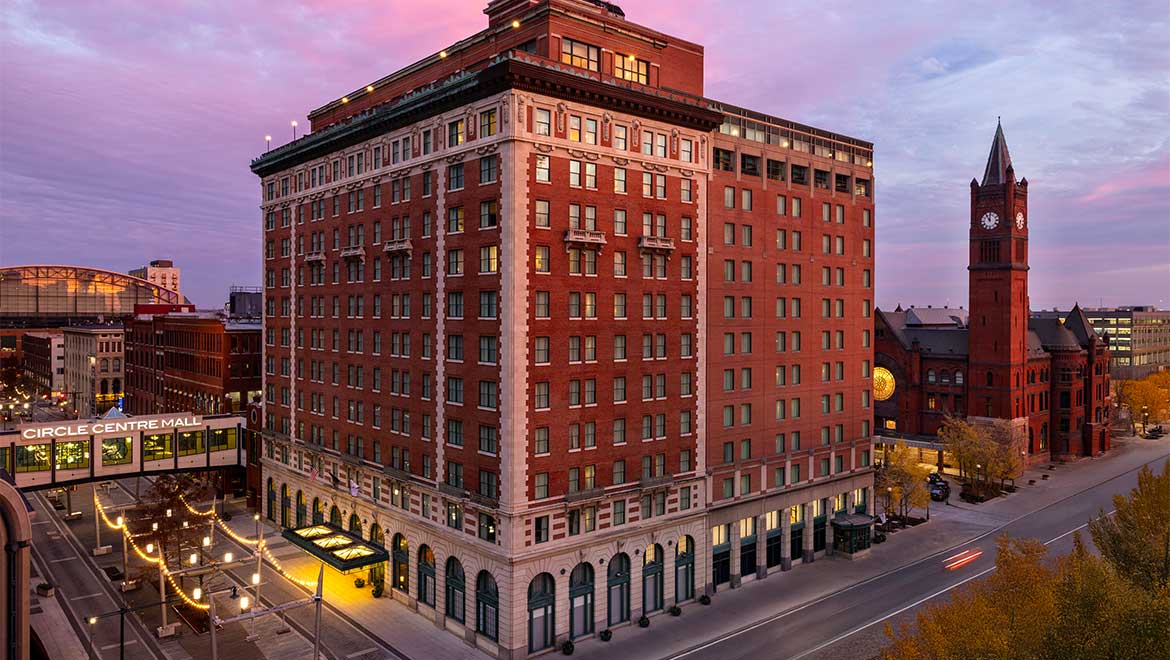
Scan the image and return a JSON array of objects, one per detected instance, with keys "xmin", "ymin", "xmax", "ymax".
[{"xmin": 967, "ymin": 120, "xmax": 1030, "ymax": 422}]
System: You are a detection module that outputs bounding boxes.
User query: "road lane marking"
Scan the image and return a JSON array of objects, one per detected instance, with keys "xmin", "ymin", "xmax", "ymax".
[
  {"xmin": 101, "ymin": 640, "xmax": 138, "ymax": 650},
  {"xmin": 784, "ymin": 509, "xmax": 1117, "ymax": 660},
  {"xmin": 49, "ymin": 557, "xmax": 76, "ymax": 564},
  {"xmin": 70, "ymin": 593, "xmax": 104, "ymax": 601},
  {"xmin": 346, "ymin": 648, "xmax": 379, "ymax": 658},
  {"xmin": 944, "ymin": 549, "xmax": 983, "ymax": 570}
]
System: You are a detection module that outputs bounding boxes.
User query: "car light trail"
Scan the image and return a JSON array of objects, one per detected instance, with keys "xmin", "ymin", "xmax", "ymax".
[{"xmin": 943, "ymin": 548, "xmax": 983, "ymax": 570}]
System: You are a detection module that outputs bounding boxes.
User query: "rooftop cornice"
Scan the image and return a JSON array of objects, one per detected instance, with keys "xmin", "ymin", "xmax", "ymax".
[{"xmin": 252, "ymin": 51, "xmax": 722, "ymax": 178}]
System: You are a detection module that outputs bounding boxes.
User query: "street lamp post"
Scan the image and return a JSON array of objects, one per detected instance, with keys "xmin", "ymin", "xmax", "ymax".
[
  {"xmin": 212, "ymin": 566, "xmax": 326, "ymax": 660},
  {"xmin": 88, "ymin": 596, "xmax": 183, "ymax": 660},
  {"xmin": 93, "ymin": 484, "xmax": 112, "ymax": 555},
  {"xmin": 248, "ymin": 513, "xmax": 262, "ymax": 641}
]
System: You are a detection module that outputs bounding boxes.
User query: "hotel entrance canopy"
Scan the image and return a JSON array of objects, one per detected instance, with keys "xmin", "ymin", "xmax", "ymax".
[{"xmin": 281, "ymin": 523, "xmax": 388, "ymax": 573}]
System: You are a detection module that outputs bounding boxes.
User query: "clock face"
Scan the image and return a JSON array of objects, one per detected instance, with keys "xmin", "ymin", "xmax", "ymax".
[
  {"xmin": 873, "ymin": 366, "xmax": 896, "ymax": 402},
  {"xmin": 980, "ymin": 211, "xmax": 1000, "ymax": 230},
  {"xmin": 1015, "ymin": 211, "xmax": 1025, "ymax": 229}
]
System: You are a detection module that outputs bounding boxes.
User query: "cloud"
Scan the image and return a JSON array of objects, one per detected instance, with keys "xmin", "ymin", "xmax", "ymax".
[{"xmin": 1, "ymin": 0, "xmax": 1167, "ymax": 309}]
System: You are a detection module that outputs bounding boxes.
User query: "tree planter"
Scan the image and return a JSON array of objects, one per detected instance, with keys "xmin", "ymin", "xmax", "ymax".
[
  {"xmin": 638, "ymin": 616, "xmax": 650, "ymax": 628},
  {"xmin": 669, "ymin": 605, "xmax": 682, "ymax": 617},
  {"xmin": 699, "ymin": 594, "xmax": 711, "ymax": 605},
  {"xmin": 372, "ymin": 583, "xmax": 384, "ymax": 598},
  {"xmin": 354, "ymin": 577, "xmax": 366, "ymax": 588},
  {"xmin": 35, "ymin": 583, "xmax": 54, "ymax": 598},
  {"xmin": 599, "ymin": 629, "xmax": 613, "ymax": 642},
  {"xmin": 561, "ymin": 640, "xmax": 575, "ymax": 655}
]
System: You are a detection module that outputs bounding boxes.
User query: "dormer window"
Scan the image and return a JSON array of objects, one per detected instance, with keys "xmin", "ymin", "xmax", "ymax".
[
  {"xmin": 561, "ymin": 38, "xmax": 600, "ymax": 72},
  {"xmin": 615, "ymin": 54, "xmax": 649, "ymax": 84}
]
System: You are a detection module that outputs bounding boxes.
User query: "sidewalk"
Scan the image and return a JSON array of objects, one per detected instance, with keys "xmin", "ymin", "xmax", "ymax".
[
  {"xmin": 570, "ymin": 434, "xmax": 1170, "ymax": 660},
  {"xmin": 217, "ymin": 508, "xmax": 490, "ymax": 660}
]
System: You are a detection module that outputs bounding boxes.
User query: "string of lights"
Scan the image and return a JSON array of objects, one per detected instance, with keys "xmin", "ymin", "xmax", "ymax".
[
  {"xmin": 259, "ymin": 541, "xmax": 316, "ymax": 589},
  {"xmin": 94, "ymin": 493, "xmax": 317, "ymax": 602},
  {"xmin": 93, "ymin": 494, "xmax": 124, "ymax": 529},
  {"xmin": 179, "ymin": 495, "xmax": 216, "ymax": 518},
  {"xmin": 164, "ymin": 571, "xmax": 210, "ymax": 611},
  {"xmin": 215, "ymin": 518, "xmax": 261, "ymax": 546}
]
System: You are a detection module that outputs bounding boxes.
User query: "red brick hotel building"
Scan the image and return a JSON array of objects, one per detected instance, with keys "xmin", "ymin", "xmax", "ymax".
[{"xmin": 251, "ymin": 1, "xmax": 876, "ymax": 656}]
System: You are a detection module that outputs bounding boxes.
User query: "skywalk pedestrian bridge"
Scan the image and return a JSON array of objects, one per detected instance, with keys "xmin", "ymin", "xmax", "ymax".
[{"xmin": 1, "ymin": 409, "xmax": 245, "ymax": 491}]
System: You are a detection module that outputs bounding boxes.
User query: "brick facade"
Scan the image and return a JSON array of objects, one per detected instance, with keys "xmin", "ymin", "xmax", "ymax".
[{"xmin": 251, "ymin": 2, "xmax": 875, "ymax": 657}]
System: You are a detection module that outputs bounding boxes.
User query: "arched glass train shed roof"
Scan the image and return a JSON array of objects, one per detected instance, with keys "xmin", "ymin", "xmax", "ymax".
[{"xmin": 0, "ymin": 265, "xmax": 189, "ymax": 326}]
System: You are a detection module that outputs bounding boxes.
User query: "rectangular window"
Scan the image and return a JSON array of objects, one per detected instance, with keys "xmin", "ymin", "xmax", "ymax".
[
  {"xmin": 615, "ymin": 54, "xmax": 649, "ymax": 84},
  {"xmin": 561, "ymin": 38, "xmax": 600, "ymax": 71}
]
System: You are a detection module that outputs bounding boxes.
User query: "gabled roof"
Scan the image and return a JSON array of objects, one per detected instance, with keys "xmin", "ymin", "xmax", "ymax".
[
  {"xmin": 1063, "ymin": 304, "xmax": 1097, "ymax": 346},
  {"xmin": 906, "ymin": 307, "xmax": 968, "ymax": 327},
  {"xmin": 981, "ymin": 119, "xmax": 1013, "ymax": 185},
  {"xmin": 1029, "ymin": 317, "xmax": 1082, "ymax": 350},
  {"xmin": 877, "ymin": 307, "xmax": 968, "ymax": 357},
  {"xmin": 905, "ymin": 328, "xmax": 969, "ymax": 357},
  {"xmin": 1027, "ymin": 330, "xmax": 1048, "ymax": 358}
]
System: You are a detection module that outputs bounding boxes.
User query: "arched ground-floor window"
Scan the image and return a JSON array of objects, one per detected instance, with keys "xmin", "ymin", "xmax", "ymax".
[
  {"xmin": 528, "ymin": 573, "xmax": 555, "ymax": 652},
  {"xmin": 569, "ymin": 562, "xmax": 594, "ymax": 639},
  {"xmin": 368, "ymin": 524, "xmax": 385, "ymax": 587},
  {"xmin": 418, "ymin": 545, "xmax": 436, "ymax": 607},
  {"xmin": 445, "ymin": 557, "xmax": 465, "ymax": 623},
  {"xmin": 392, "ymin": 533, "xmax": 409, "ymax": 593},
  {"xmin": 476, "ymin": 571, "xmax": 498, "ymax": 641},
  {"xmin": 642, "ymin": 544, "xmax": 663, "ymax": 614},
  {"xmin": 607, "ymin": 553, "xmax": 630, "ymax": 626},
  {"xmin": 675, "ymin": 535, "xmax": 695, "ymax": 603}
]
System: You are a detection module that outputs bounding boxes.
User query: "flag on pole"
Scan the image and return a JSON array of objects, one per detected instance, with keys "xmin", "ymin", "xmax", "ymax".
[
  {"xmin": 309, "ymin": 466, "xmax": 318, "ymax": 482},
  {"xmin": 349, "ymin": 480, "xmax": 360, "ymax": 497}
]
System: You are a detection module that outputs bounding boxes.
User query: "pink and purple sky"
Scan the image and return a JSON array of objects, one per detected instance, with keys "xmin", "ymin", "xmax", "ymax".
[{"xmin": 2, "ymin": 0, "xmax": 1168, "ymax": 309}]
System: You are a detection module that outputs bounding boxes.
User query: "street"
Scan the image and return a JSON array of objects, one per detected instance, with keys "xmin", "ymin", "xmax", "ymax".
[{"xmin": 570, "ymin": 436, "xmax": 1169, "ymax": 660}]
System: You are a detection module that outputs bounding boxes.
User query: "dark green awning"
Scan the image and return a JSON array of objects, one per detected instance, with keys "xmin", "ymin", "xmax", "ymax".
[
  {"xmin": 281, "ymin": 522, "xmax": 388, "ymax": 573},
  {"xmin": 831, "ymin": 513, "xmax": 877, "ymax": 530}
]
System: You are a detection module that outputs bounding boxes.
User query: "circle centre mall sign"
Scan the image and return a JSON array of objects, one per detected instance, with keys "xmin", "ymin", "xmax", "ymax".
[{"xmin": 17, "ymin": 413, "xmax": 203, "ymax": 440}]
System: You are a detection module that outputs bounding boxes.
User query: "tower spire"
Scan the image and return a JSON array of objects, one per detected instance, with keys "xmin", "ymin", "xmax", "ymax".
[{"xmin": 981, "ymin": 118, "xmax": 1013, "ymax": 185}]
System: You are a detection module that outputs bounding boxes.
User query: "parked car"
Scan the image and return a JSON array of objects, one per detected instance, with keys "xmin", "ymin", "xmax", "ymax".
[{"xmin": 929, "ymin": 480, "xmax": 951, "ymax": 502}]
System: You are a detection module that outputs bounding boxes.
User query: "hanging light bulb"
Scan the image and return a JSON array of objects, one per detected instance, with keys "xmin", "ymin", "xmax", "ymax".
[
  {"xmin": 252, "ymin": 573, "xmax": 260, "ymax": 586},
  {"xmin": 224, "ymin": 552, "xmax": 233, "ymax": 563},
  {"xmin": 189, "ymin": 553, "xmax": 198, "ymax": 565},
  {"xmin": 193, "ymin": 587, "xmax": 202, "ymax": 601},
  {"xmin": 240, "ymin": 596, "xmax": 250, "ymax": 611},
  {"xmin": 203, "ymin": 536, "xmax": 211, "ymax": 547},
  {"xmin": 116, "ymin": 516, "xmax": 124, "ymax": 528},
  {"xmin": 146, "ymin": 543, "xmax": 154, "ymax": 554}
]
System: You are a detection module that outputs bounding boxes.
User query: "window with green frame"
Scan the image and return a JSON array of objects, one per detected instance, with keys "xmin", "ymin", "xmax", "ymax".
[
  {"xmin": 209, "ymin": 428, "xmax": 236, "ymax": 452},
  {"xmin": 101, "ymin": 436, "xmax": 133, "ymax": 466},
  {"xmin": 55, "ymin": 440, "xmax": 90, "ymax": 470},
  {"xmin": 15, "ymin": 445, "xmax": 50, "ymax": 472},
  {"xmin": 0, "ymin": 447, "xmax": 9, "ymax": 473},
  {"xmin": 178, "ymin": 431, "xmax": 204, "ymax": 457},
  {"xmin": 143, "ymin": 433, "xmax": 173, "ymax": 462}
]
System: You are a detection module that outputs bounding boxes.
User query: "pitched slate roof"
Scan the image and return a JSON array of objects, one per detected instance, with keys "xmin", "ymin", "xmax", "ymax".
[
  {"xmin": 981, "ymin": 119, "xmax": 1013, "ymax": 185},
  {"xmin": 906, "ymin": 307, "xmax": 969, "ymax": 327},
  {"xmin": 878, "ymin": 307, "xmax": 969, "ymax": 357},
  {"xmin": 1063, "ymin": 303, "xmax": 1097, "ymax": 346},
  {"xmin": 1029, "ymin": 317, "xmax": 1082, "ymax": 350}
]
